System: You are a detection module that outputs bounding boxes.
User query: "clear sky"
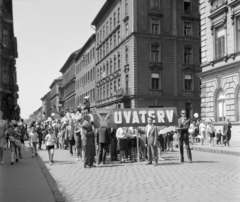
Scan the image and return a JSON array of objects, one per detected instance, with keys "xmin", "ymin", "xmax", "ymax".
[{"xmin": 12, "ymin": 0, "xmax": 106, "ymax": 119}]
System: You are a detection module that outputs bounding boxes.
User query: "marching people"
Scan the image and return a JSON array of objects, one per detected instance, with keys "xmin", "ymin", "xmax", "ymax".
[
  {"xmin": 177, "ymin": 109, "xmax": 192, "ymax": 163},
  {"xmin": 145, "ymin": 116, "xmax": 158, "ymax": 166},
  {"xmin": 54, "ymin": 119, "xmax": 61, "ymax": 149},
  {"xmin": 0, "ymin": 111, "xmax": 8, "ymax": 164},
  {"xmin": 96, "ymin": 122, "xmax": 110, "ymax": 165},
  {"xmin": 29, "ymin": 126, "xmax": 39, "ymax": 158},
  {"xmin": 81, "ymin": 115, "xmax": 95, "ymax": 168},
  {"xmin": 45, "ymin": 127, "xmax": 57, "ymax": 165}
]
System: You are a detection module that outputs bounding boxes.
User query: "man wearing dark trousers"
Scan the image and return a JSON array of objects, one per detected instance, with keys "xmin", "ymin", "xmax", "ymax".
[
  {"xmin": 145, "ymin": 116, "xmax": 158, "ymax": 166},
  {"xmin": 109, "ymin": 127, "xmax": 118, "ymax": 161},
  {"xmin": 96, "ymin": 125, "xmax": 110, "ymax": 165},
  {"xmin": 177, "ymin": 109, "xmax": 192, "ymax": 163},
  {"xmin": 36, "ymin": 121, "xmax": 43, "ymax": 149}
]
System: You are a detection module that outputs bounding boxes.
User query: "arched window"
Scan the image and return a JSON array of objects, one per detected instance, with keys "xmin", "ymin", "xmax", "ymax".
[{"xmin": 216, "ymin": 89, "xmax": 226, "ymax": 122}]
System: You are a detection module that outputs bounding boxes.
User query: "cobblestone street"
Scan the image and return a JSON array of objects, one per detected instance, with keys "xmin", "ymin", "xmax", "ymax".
[{"xmin": 37, "ymin": 148, "xmax": 240, "ymax": 202}]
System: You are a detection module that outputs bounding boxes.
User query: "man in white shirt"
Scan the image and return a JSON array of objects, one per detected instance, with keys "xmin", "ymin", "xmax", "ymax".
[{"xmin": 145, "ymin": 116, "xmax": 158, "ymax": 166}]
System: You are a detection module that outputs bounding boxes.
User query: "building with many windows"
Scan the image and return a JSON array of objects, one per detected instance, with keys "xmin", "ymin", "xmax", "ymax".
[
  {"xmin": 60, "ymin": 49, "xmax": 80, "ymax": 112},
  {"xmin": 91, "ymin": 0, "xmax": 201, "ymax": 117},
  {"xmin": 75, "ymin": 34, "xmax": 96, "ymax": 113},
  {"xmin": 49, "ymin": 76, "xmax": 63, "ymax": 114},
  {"xmin": 0, "ymin": 0, "xmax": 19, "ymax": 120},
  {"xmin": 199, "ymin": 0, "xmax": 240, "ymax": 138}
]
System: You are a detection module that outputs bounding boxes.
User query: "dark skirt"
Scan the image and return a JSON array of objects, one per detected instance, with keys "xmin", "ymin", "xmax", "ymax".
[
  {"xmin": 117, "ymin": 139, "xmax": 128, "ymax": 151},
  {"xmin": 129, "ymin": 137, "xmax": 137, "ymax": 148}
]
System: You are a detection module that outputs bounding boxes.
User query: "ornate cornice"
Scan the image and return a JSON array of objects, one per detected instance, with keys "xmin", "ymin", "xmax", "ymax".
[{"xmin": 149, "ymin": 62, "xmax": 163, "ymax": 72}]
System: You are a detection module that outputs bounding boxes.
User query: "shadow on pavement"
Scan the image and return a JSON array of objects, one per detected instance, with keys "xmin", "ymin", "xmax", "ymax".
[
  {"xmin": 43, "ymin": 160, "xmax": 75, "ymax": 165},
  {"xmin": 97, "ymin": 164, "xmax": 124, "ymax": 168},
  {"xmin": 192, "ymin": 161, "xmax": 219, "ymax": 163},
  {"xmin": 157, "ymin": 162, "xmax": 182, "ymax": 166}
]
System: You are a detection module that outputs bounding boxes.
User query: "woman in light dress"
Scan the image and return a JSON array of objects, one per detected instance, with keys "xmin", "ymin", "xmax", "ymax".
[
  {"xmin": 206, "ymin": 119, "xmax": 215, "ymax": 146},
  {"xmin": 199, "ymin": 120, "xmax": 206, "ymax": 145},
  {"xmin": 188, "ymin": 120, "xmax": 196, "ymax": 147},
  {"xmin": 116, "ymin": 127, "xmax": 128, "ymax": 163}
]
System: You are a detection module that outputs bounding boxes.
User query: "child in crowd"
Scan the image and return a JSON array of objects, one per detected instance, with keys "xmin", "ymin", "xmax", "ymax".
[
  {"xmin": 215, "ymin": 129, "xmax": 222, "ymax": 146},
  {"xmin": 29, "ymin": 127, "xmax": 38, "ymax": 157},
  {"xmin": 45, "ymin": 128, "xmax": 56, "ymax": 165}
]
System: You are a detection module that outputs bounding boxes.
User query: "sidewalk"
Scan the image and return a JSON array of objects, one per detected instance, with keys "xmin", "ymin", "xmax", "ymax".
[
  {"xmin": 0, "ymin": 146, "xmax": 65, "ymax": 202},
  {"xmin": 191, "ymin": 139, "xmax": 240, "ymax": 156}
]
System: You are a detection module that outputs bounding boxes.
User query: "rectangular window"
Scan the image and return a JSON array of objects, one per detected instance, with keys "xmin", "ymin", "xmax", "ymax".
[
  {"xmin": 151, "ymin": 19, "xmax": 159, "ymax": 34},
  {"xmin": 125, "ymin": 0, "xmax": 128, "ymax": 16},
  {"xmin": 3, "ymin": 29, "xmax": 8, "ymax": 47},
  {"xmin": 215, "ymin": 25, "xmax": 225, "ymax": 59},
  {"xmin": 103, "ymin": 26, "xmax": 105, "ymax": 39},
  {"xmin": 236, "ymin": 17, "xmax": 240, "ymax": 51},
  {"xmin": 114, "ymin": 34, "xmax": 116, "ymax": 48},
  {"xmin": 184, "ymin": 46, "xmax": 192, "ymax": 64},
  {"xmin": 93, "ymin": 89, "xmax": 95, "ymax": 101},
  {"xmin": 110, "ymin": 18, "xmax": 112, "ymax": 32},
  {"xmin": 151, "ymin": 73, "xmax": 160, "ymax": 90},
  {"xmin": 125, "ymin": 22, "xmax": 129, "ymax": 37},
  {"xmin": 106, "ymin": 22, "xmax": 108, "ymax": 35},
  {"xmin": 125, "ymin": 75, "xmax": 129, "ymax": 90},
  {"xmin": 212, "ymin": 0, "xmax": 224, "ymax": 11},
  {"xmin": 103, "ymin": 86, "xmax": 105, "ymax": 99},
  {"xmin": 118, "ymin": 31, "xmax": 121, "ymax": 44},
  {"xmin": 151, "ymin": 0, "xmax": 160, "ymax": 9},
  {"xmin": 118, "ymin": 8, "xmax": 120, "ymax": 22},
  {"xmin": 106, "ymin": 41, "xmax": 108, "ymax": 54},
  {"xmin": 110, "ymin": 83, "xmax": 113, "ymax": 97},
  {"xmin": 106, "ymin": 84, "xmax": 109, "ymax": 97},
  {"xmin": 184, "ymin": 0, "xmax": 191, "ymax": 13},
  {"xmin": 114, "ymin": 81, "xmax": 117, "ymax": 95},
  {"xmin": 114, "ymin": 13, "xmax": 116, "ymax": 27},
  {"xmin": 184, "ymin": 74, "xmax": 192, "ymax": 90},
  {"xmin": 151, "ymin": 44, "xmax": 160, "ymax": 62},
  {"xmin": 125, "ymin": 46, "xmax": 128, "ymax": 63},
  {"xmin": 184, "ymin": 22, "xmax": 192, "ymax": 37}
]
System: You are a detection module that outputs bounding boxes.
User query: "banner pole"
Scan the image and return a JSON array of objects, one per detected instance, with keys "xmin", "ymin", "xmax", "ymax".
[{"xmin": 136, "ymin": 126, "xmax": 140, "ymax": 164}]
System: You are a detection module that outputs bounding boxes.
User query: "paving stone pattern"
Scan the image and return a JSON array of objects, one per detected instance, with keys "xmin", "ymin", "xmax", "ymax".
[{"xmin": 37, "ymin": 148, "xmax": 240, "ymax": 202}]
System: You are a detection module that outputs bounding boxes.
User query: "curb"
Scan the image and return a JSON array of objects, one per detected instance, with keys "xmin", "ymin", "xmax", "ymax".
[
  {"xmin": 192, "ymin": 147, "xmax": 240, "ymax": 156},
  {"xmin": 36, "ymin": 155, "xmax": 66, "ymax": 202}
]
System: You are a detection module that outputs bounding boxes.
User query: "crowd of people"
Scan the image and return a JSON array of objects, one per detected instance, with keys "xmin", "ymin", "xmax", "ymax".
[{"xmin": 0, "ymin": 109, "xmax": 233, "ymax": 167}]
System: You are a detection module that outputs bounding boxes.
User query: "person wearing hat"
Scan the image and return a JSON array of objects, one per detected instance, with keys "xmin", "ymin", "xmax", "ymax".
[{"xmin": 0, "ymin": 111, "xmax": 8, "ymax": 164}]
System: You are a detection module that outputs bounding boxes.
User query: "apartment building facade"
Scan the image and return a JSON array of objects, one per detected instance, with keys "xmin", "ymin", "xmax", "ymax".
[
  {"xmin": 49, "ymin": 76, "xmax": 63, "ymax": 114},
  {"xmin": 60, "ymin": 49, "xmax": 80, "ymax": 112},
  {"xmin": 75, "ymin": 34, "xmax": 96, "ymax": 112},
  {"xmin": 0, "ymin": 0, "xmax": 19, "ymax": 120},
  {"xmin": 199, "ymin": 0, "xmax": 240, "ymax": 137},
  {"xmin": 92, "ymin": 0, "xmax": 201, "ymax": 117}
]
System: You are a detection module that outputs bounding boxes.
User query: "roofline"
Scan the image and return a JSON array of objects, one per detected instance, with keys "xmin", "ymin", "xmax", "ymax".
[
  {"xmin": 91, "ymin": 0, "xmax": 112, "ymax": 26},
  {"xmin": 74, "ymin": 34, "xmax": 96, "ymax": 61},
  {"xmin": 49, "ymin": 77, "xmax": 62, "ymax": 89},
  {"xmin": 59, "ymin": 54, "xmax": 76, "ymax": 73}
]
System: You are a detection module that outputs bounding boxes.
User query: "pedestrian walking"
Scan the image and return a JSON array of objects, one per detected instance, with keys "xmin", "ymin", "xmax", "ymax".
[
  {"xmin": 199, "ymin": 119, "xmax": 206, "ymax": 145},
  {"xmin": 45, "ymin": 128, "xmax": 56, "ymax": 165},
  {"xmin": 81, "ymin": 115, "xmax": 95, "ymax": 168},
  {"xmin": 74, "ymin": 117, "xmax": 84, "ymax": 161},
  {"xmin": 177, "ymin": 109, "xmax": 192, "ymax": 163},
  {"xmin": 215, "ymin": 129, "xmax": 222, "ymax": 146},
  {"xmin": 206, "ymin": 119, "xmax": 215, "ymax": 146},
  {"xmin": 223, "ymin": 119, "xmax": 232, "ymax": 147},
  {"xmin": 0, "ymin": 111, "xmax": 8, "ymax": 164},
  {"xmin": 65, "ymin": 119, "xmax": 75, "ymax": 156},
  {"xmin": 36, "ymin": 121, "xmax": 43, "ymax": 149},
  {"xmin": 9, "ymin": 121, "xmax": 21, "ymax": 165},
  {"xmin": 29, "ymin": 127, "xmax": 38, "ymax": 158}
]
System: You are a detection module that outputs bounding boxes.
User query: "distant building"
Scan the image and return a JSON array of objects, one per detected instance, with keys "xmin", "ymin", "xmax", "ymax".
[
  {"xmin": 60, "ymin": 49, "xmax": 80, "ymax": 112},
  {"xmin": 41, "ymin": 91, "xmax": 51, "ymax": 120},
  {"xmin": 0, "ymin": 0, "xmax": 19, "ymax": 120},
  {"xmin": 49, "ymin": 76, "xmax": 63, "ymax": 114},
  {"xmin": 91, "ymin": 0, "xmax": 201, "ymax": 117},
  {"xmin": 74, "ymin": 34, "xmax": 96, "ymax": 113},
  {"xmin": 198, "ymin": 0, "xmax": 240, "ymax": 136}
]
